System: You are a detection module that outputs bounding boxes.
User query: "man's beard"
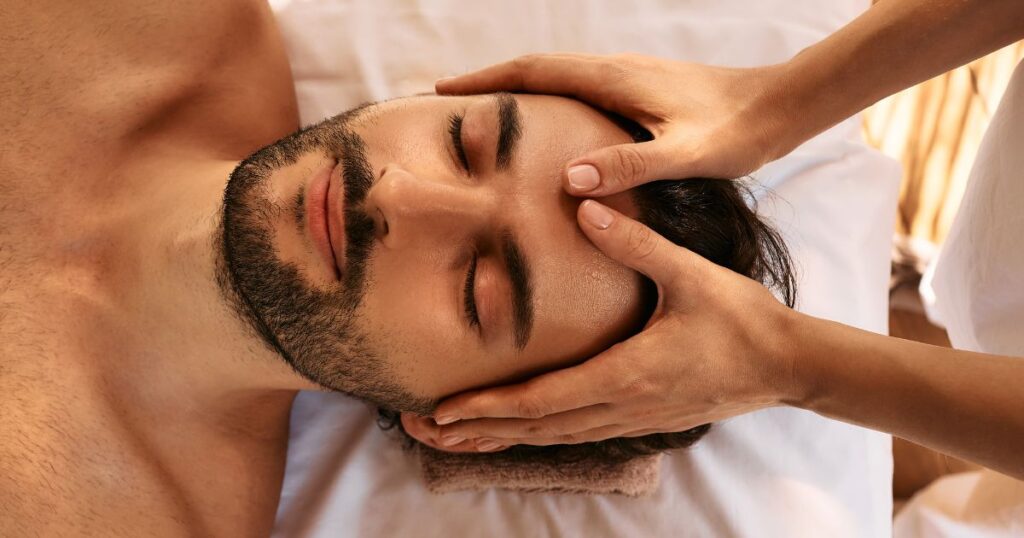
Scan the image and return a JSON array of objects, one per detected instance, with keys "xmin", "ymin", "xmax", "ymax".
[{"xmin": 216, "ymin": 110, "xmax": 434, "ymax": 414}]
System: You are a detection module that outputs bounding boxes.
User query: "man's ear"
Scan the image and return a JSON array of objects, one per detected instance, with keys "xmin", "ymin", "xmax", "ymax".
[{"xmin": 400, "ymin": 412, "xmax": 499, "ymax": 453}]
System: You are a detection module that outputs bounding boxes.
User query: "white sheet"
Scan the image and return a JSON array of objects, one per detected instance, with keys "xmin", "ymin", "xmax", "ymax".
[{"xmin": 269, "ymin": 2, "xmax": 900, "ymax": 536}]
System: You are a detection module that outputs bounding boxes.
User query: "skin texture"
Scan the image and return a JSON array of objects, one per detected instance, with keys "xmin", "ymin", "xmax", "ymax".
[{"xmin": 431, "ymin": 1, "xmax": 1024, "ymax": 478}]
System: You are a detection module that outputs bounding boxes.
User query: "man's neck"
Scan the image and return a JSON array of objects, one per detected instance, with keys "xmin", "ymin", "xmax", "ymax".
[
  {"xmin": 102, "ymin": 155, "xmax": 310, "ymax": 419},
  {"xmin": 2, "ymin": 153, "xmax": 315, "ymax": 535}
]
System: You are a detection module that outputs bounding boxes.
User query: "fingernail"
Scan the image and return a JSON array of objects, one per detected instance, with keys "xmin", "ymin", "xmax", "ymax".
[
  {"xmin": 567, "ymin": 164, "xmax": 601, "ymax": 191},
  {"xmin": 440, "ymin": 434, "xmax": 465, "ymax": 447},
  {"xmin": 580, "ymin": 200, "xmax": 614, "ymax": 230},
  {"xmin": 476, "ymin": 439, "xmax": 503, "ymax": 452},
  {"xmin": 436, "ymin": 76, "xmax": 457, "ymax": 85},
  {"xmin": 434, "ymin": 415, "xmax": 458, "ymax": 425}
]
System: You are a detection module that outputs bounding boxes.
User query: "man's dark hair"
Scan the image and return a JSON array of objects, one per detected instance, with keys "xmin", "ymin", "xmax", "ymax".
[{"xmin": 377, "ymin": 172, "xmax": 797, "ymax": 462}]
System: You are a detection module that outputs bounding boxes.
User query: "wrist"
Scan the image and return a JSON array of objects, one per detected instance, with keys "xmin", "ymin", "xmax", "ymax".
[
  {"xmin": 770, "ymin": 306, "xmax": 820, "ymax": 409},
  {"xmin": 736, "ymin": 61, "xmax": 811, "ymax": 166},
  {"xmin": 752, "ymin": 44, "xmax": 864, "ymax": 164}
]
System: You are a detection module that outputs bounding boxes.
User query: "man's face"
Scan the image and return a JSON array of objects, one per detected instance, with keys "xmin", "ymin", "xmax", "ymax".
[{"xmin": 220, "ymin": 94, "xmax": 646, "ymax": 413}]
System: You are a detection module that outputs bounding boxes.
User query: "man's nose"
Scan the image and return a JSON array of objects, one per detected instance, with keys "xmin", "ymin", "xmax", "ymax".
[{"xmin": 363, "ymin": 164, "xmax": 494, "ymax": 248}]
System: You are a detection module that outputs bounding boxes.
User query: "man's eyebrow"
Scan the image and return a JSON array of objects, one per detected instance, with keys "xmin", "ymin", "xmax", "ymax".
[
  {"xmin": 501, "ymin": 230, "xmax": 534, "ymax": 351},
  {"xmin": 494, "ymin": 92, "xmax": 522, "ymax": 170}
]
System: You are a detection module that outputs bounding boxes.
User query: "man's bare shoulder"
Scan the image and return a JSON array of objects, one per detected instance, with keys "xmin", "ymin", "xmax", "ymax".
[
  {"xmin": 0, "ymin": 0, "xmax": 298, "ymax": 249},
  {"xmin": 0, "ymin": 0, "xmax": 298, "ymax": 176}
]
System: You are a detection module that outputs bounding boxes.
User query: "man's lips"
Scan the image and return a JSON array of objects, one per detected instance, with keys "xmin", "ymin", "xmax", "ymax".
[
  {"xmin": 324, "ymin": 159, "xmax": 347, "ymax": 278},
  {"xmin": 305, "ymin": 159, "xmax": 345, "ymax": 280}
]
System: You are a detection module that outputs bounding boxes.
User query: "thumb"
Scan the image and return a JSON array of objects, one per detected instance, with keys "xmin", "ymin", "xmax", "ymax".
[
  {"xmin": 577, "ymin": 200, "xmax": 700, "ymax": 286},
  {"xmin": 564, "ymin": 138, "xmax": 689, "ymax": 196}
]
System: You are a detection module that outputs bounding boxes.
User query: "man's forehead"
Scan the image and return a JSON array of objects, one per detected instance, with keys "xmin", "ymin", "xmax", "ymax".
[
  {"xmin": 330, "ymin": 93, "xmax": 433, "ymax": 132},
  {"xmin": 352, "ymin": 92, "xmax": 458, "ymax": 112},
  {"xmin": 520, "ymin": 233, "xmax": 646, "ymax": 362},
  {"xmin": 344, "ymin": 92, "xmax": 506, "ymax": 121}
]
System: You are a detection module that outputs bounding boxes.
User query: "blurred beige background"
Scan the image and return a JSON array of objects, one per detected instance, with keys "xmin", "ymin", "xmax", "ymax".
[{"xmin": 864, "ymin": 41, "xmax": 1024, "ymax": 248}]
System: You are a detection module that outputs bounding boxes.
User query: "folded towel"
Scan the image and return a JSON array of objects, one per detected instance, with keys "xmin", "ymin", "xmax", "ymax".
[{"xmin": 416, "ymin": 444, "xmax": 662, "ymax": 497}]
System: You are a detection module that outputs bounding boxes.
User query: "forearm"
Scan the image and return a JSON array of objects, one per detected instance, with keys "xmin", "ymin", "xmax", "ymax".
[
  {"xmin": 759, "ymin": 0, "xmax": 1024, "ymax": 160},
  {"xmin": 790, "ymin": 313, "xmax": 1024, "ymax": 479}
]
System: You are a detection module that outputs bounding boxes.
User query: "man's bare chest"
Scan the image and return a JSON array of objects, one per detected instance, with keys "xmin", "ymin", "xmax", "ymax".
[
  {"xmin": 0, "ymin": 307, "xmax": 281, "ymax": 538},
  {"xmin": 0, "ymin": 322, "xmax": 197, "ymax": 536}
]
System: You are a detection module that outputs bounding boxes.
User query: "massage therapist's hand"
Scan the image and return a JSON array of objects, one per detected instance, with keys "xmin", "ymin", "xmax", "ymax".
[
  {"xmin": 437, "ymin": 53, "xmax": 794, "ymax": 195},
  {"xmin": 433, "ymin": 200, "xmax": 801, "ymax": 449}
]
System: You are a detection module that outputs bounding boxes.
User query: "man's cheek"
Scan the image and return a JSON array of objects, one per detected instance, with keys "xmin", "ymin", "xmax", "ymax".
[{"xmin": 354, "ymin": 304, "xmax": 468, "ymax": 397}]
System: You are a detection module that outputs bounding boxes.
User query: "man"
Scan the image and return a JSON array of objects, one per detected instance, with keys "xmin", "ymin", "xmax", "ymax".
[{"xmin": 1, "ymin": 1, "xmax": 793, "ymax": 536}]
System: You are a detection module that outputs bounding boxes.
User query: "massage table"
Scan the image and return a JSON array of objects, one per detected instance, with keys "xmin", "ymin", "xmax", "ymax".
[{"xmin": 269, "ymin": 1, "xmax": 900, "ymax": 536}]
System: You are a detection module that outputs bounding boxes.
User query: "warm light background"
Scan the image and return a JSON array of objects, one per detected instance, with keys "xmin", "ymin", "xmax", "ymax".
[{"xmin": 863, "ymin": 41, "xmax": 1024, "ymax": 247}]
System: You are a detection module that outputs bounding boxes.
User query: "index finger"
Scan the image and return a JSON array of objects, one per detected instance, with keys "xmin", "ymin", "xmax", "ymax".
[
  {"xmin": 432, "ymin": 351, "xmax": 618, "ymax": 424},
  {"xmin": 435, "ymin": 54, "xmax": 619, "ymax": 108}
]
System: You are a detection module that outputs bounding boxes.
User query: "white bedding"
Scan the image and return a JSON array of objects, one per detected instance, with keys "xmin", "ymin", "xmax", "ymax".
[{"xmin": 269, "ymin": 1, "xmax": 900, "ymax": 536}]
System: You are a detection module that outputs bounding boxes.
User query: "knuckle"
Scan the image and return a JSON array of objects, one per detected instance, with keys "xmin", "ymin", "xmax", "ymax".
[
  {"xmin": 510, "ymin": 54, "xmax": 549, "ymax": 89},
  {"xmin": 560, "ymin": 432, "xmax": 585, "ymax": 444},
  {"xmin": 596, "ymin": 56, "xmax": 626, "ymax": 78},
  {"xmin": 525, "ymin": 423, "xmax": 560, "ymax": 438},
  {"xmin": 442, "ymin": 423, "xmax": 471, "ymax": 438},
  {"xmin": 512, "ymin": 54, "xmax": 542, "ymax": 72},
  {"xmin": 625, "ymin": 224, "xmax": 658, "ymax": 261},
  {"xmin": 515, "ymin": 395, "xmax": 551, "ymax": 419},
  {"xmin": 596, "ymin": 352, "xmax": 631, "ymax": 383},
  {"xmin": 454, "ymin": 397, "xmax": 486, "ymax": 420},
  {"xmin": 618, "ymin": 374, "xmax": 654, "ymax": 400},
  {"xmin": 610, "ymin": 145, "xmax": 648, "ymax": 184}
]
